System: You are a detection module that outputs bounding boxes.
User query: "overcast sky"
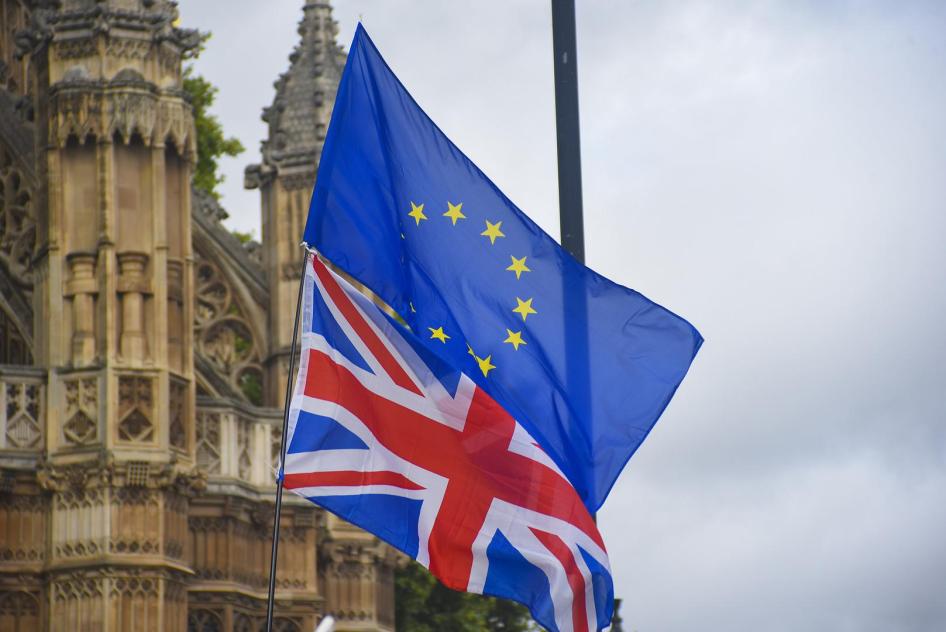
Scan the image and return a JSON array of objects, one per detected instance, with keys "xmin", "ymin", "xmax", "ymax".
[{"xmin": 179, "ymin": 2, "xmax": 946, "ymax": 630}]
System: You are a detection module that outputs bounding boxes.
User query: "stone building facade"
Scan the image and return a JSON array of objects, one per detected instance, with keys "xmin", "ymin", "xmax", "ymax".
[{"xmin": 0, "ymin": 1, "xmax": 396, "ymax": 630}]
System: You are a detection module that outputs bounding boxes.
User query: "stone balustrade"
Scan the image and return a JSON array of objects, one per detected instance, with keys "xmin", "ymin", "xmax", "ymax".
[
  {"xmin": 195, "ymin": 396, "xmax": 284, "ymax": 490},
  {"xmin": 0, "ymin": 366, "xmax": 46, "ymax": 463}
]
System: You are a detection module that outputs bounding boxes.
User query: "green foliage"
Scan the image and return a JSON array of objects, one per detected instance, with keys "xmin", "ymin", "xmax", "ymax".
[
  {"xmin": 238, "ymin": 370, "xmax": 263, "ymax": 407},
  {"xmin": 395, "ymin": 560, "xmax": 532, "ymax": 632},
  {"xmin": 230, "ymin": 229, "xmax": 255, "ymax": 244},
  {"xmin": 182, "ymin": 34, "xmax": 244, "ymax": 198}
]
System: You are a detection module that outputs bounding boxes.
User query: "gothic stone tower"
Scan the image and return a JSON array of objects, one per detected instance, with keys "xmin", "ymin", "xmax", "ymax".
[
  {"xmin": 15, "ymin": 0, "xmax": 201, "ymax": 629},
  {"xmin": 247, "ymin": 3, "xmax": 398, "ymax": 631},
  {"xmin": 0, "ymin": 1, "xmax": 395, "ymax": 630}
]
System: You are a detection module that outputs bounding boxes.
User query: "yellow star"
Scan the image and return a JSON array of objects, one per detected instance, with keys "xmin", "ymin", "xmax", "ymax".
[
  {"xmin": 506, "ymin": 255, "xmax": 531, "ymax": 280},
  {"xmin": 428, "ymin": 326, "xmax": 450, "ymax": 343},
  {"xmin": 467, "ymin": 343, "xmax": 476, "ymax": 357},
  {"xmin": 503, "ymin": 329, "xmax": 526, "ymax": 351},
  {"xmin": 443, "ymin": 201, "xmax": 466, "ymax": 225},
  {"xmin": 476, "ymin": 354, "xmax": 496, "ymax": 377},
  {"xmin": 408, "ymin": 202, "xmax": 427, "ymax": 226},
  {"xmin": 480, "ymin": 220, "xmax": 505, "ymax": 245},
  {"xmin": 512, "ymin": 297, "xmax": 537, "ymax": 321}
]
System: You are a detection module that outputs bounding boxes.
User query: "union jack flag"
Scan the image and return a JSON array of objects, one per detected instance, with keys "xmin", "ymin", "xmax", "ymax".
[{"xmin": 283, "ymin": 254, "xmax": 614, "ymax": 632}]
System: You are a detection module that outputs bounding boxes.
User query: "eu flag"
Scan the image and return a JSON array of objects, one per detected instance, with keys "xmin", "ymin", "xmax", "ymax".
[{"xmin": 304, "ymin": 25, "xmax": 702, "ymax": 512}]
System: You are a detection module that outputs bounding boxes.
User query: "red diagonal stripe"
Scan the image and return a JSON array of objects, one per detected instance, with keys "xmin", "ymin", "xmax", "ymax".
[
  {"xmin": 283, "ymin": 470, "xmax": 424, "ymax": 491},
  {"xmin": 303, "ymin": 349, "xmax": 605, "ymax": 547},
  {"xmin": 531, "ymin": 527, "xmax": 590, "ymax": 632},
  {"xmin": 312, "ymin": 257, "xmax": 422, "ymax": 396}
]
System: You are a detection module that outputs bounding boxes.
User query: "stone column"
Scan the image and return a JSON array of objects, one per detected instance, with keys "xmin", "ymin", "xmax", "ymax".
[
  {"xmin": 166, "ymin": 259, "xmax": 184, "ymax": 373},
  {"xmin": 117, "ymin": 252, "xmax": 150, "ymax": 363},
  {"xmin": 65, "ymin": 252, "xmax": 97, "ymax": 366}
]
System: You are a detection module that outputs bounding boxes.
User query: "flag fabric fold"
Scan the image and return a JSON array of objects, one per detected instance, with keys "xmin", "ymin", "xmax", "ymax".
[
  {"xmin": 285, "ymin": 255, "xmax": 613, "ymax": 631},
  {"xmin": 303, "ymin": 24, "xmax": 702, "ymax": 512}
]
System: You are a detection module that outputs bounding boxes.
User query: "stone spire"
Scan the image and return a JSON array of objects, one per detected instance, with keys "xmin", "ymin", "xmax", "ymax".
[
  {"xmin": 257, "ymin": 1, "xmax": 346, "ymax": 182},
  {"xmin": 246, "ymin": 2, "xmax": 346, "ymax": 403}
]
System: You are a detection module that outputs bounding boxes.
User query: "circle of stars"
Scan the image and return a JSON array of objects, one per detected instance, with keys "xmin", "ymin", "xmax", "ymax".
[{"xmin": 405, "ymin": 199, "xmax": 538, "ymax": 378}]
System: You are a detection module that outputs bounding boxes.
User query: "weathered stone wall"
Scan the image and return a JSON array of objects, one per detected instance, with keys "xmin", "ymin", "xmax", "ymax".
[{"xmin": 0, "ymin": 1, "xmax": 396, "ymax": 629}]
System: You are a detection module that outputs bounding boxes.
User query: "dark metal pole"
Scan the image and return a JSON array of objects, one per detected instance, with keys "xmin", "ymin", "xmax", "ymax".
[
  {"xmin": 551, "ymin": 0, "xmax": 585, "ymax": 264},
  {"xmin": 264, "ymin": 249, "xmax": 310, "ymax": 632},
  {"xmin": 551, "ymin": 0, "xmax": 595, "ymax": 526},
  {"xmin": 552, "ymin": 13, "xmax": 623, "ymax": 630}
]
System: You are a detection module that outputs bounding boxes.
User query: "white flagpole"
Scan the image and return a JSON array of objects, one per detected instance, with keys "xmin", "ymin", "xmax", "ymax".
[{"xmin": 314, "ymin": 615, "xmax": 336, "ymax": 632}]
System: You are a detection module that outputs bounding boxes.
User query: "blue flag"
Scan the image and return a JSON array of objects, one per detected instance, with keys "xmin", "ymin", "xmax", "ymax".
[{"xmin": 304, "ymin": 25, "xmax": 702, "ymax": 512}]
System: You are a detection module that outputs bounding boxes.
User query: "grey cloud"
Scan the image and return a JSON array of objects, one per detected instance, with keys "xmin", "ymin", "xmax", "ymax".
[{"xmin": 179, "ymin": 1, "xmax": 946, "ymax": 629}]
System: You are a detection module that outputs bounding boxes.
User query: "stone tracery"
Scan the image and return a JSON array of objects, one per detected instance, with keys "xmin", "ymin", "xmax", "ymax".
[
  {"xmin": 193, "ymin": 253, "xmax": 264, "ymax": 405},
  {"xmin": 0, "ymin": 145, "xmax": 34, "ymax": 288}
]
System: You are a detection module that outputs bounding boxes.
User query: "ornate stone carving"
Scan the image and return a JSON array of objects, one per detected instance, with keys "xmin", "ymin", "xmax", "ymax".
[
  {"xmin": 51, "ymin": 486, "xmax": 106, "ymax": 559},
  {"xmin": 3, "ymin": 381, "xmax": 42, "ymax": 449},
  {"xmin": 108, "ymin": 90, "xmax": 158, "ymax": 144},
  {"xmin": 53, "ymin": 487, "xmax": 104, "ymax": 511},
  {"xmin": 50, "ymin": 572, "xmax": 104, "ymax": 603},
  {"xmin": 12, "ymin": 5, "xmax": 52, "ymax": 61},
  {"xmin": 157, "ymin": 43, "xmax": 180, "ymax": 76},
  {"xmin": 0, "ymin": 590, "xmax": 40, "ymax": 630},
  {"xmin": 0, "ymin": 144, "xmax": 36, "ymax": 286},
  {"xmin": 47, "ymin": 88, "xmax": 102, "ymax": 144},
  {"xmin": 0, "ymin": 493, "xmax": 46, "ymax": 563},
  {"xmin": 242, "ymin": 240, "xmax": 262, "ymax": 265},
  {"xmin": 195, "ymin": 412, "xmax": 221, "ymax": 474},
  {"xmin": 109, "ymin": 537, "xmax": 160, "ymax": 555},
  {"xmin": 229, "ymin": 612, "xmax": 250, "ymax": 632},
  {"xmin": 271, "ymin": 423, "xmax": 283, "ymax": 468},
  {"xmin": 0, "ymin": 0, "xmax": 30, "ymax": 96},
  {"xmin": 164, "ymin": 494, "xmax": 189, "ymax": 559},
  {"xmin": 188, "ymin": 516, "xmax": 228, "ymax": 534},
  {"xmin": 53, "ymin": 38, "xmax": 97, "ymax": 60},
  {"xmin": 279, "ymin": 171, "xmax": 316, "ymax": 192},
  {"xmin": 320, "ymin": 538, "xmax": 395, "ymax": 623},
  {"xmin": 272, "ymin": 619, "xmax": 303, "ymax": 632},
  {"xmin": 118, "ymin": 375, "xmax": 154, "ymax": 443},
  {"xmin": 187, "ymin": 608, "xmax": 222, "ymax": 632},
  {"xmin": 47, "ymin": 87, "xmax": 196, "ymax": 157},
  {"xmin": 169, "ymin": 377, "xmax": 188, "ymax": 451},
  {"xmin": 194, "ymin": 255, "xmax": 264, "ymax": 405},
  {"xmin": 110, "ymin": 575, "xmax": 159, "ymax": 598},
  {"xmin": 165, "ymin": 575, "xmax": 187, "ymax": 605},
  {"xmin": 62, "ymin": 375, "xmax": 97, "ymax": 446},
  {"xmin": 281, "ymin": 261, "xmax": 303, "ymax": 281},
  {"xmin": 106, "ymin": 38, "xmax": 152, "ymax": 61},
  {"xmin": 236, "ymin": 417, "xmax": 252, "ymax": 480},
  {"xmin": 191, "ymin": 187, "xmax": 228, "ymax": 224},
  {"xmin": 150, "ymin": 462, "xmax": 206, "ymax": 497},
  {"xmin": 38, "ymin": 454, "xmax": 113, "ymax": 493},
  {"xmin": 0, "ymin": 543, "xmax": 43, "ymax": 562},
  {"xmin": 0, "ymin": 303, "xmax": 32, "ymax": 365},
  {"xmin": 243, "ymin": 163, "xmax": 274, "ymax": 190},
  {"xmin": 114, "ymin": 486, "xmax": 156, "ymax": 507}
]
